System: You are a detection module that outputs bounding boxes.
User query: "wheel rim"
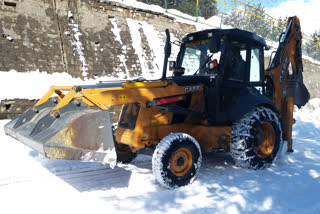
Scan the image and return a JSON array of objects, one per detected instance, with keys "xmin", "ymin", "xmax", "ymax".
[
  {"xmin": 254, "ymin": 122, "xmax": 275, "ymax": 158},
  {"xmin": 170, "ymin": 148, "xmax": 193, "ymax": 177}
]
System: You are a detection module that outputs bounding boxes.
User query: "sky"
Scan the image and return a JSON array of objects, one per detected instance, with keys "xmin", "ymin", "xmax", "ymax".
[{"xmin": 266, "ymin": 0, "xmax": 320, "ymax": 34}]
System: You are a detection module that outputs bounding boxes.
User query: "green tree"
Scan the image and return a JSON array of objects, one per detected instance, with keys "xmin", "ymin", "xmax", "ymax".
[
  {"xmin": 303, "ymin": 30, "xmax": 320, "ymax": 61},
  {"xmin": 198, "ymin": 0, "xmax": 218, "ymax": 19},
  {"xmin": 223, "ymin": 4, "xmax": 285, "ymax": 42}
]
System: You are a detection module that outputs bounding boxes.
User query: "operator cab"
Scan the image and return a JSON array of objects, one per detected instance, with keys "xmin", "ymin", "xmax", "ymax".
[
  {"xmin": 172, "ymin": 29, "xmax": 267, "ymax": 92},
  {"xmin": 171, "ymin": 29, "xmax": 269, "ymax": 122}
]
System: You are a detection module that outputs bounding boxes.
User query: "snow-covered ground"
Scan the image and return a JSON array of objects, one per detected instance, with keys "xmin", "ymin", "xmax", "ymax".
[{"xmin": 1, "ymin": 99, "xmax": 320, "ymax": 214}]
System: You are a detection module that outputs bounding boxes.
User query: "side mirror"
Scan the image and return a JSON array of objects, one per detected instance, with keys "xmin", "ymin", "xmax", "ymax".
[
  {"xmin": 169, "ymin": 61, "xmax": 176, "ymax": 71},
  {"xmin": 208, "ymin": 35, "xmax": 220, "ymax": 54},
  {"xmin": 173, "ymin": 67, "xmax": 185, "ymax": 77}
]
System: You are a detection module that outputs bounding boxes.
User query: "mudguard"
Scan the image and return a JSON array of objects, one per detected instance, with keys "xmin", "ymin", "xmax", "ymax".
[{"xmin": 222, "ymin": 87, "xmax": 279, "ymax": 122}]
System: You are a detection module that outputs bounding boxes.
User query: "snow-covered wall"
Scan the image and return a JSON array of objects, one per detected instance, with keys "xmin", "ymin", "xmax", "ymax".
[{"xmin": 0, "ymin": 0, "xmax": 195, "ymax": 79}]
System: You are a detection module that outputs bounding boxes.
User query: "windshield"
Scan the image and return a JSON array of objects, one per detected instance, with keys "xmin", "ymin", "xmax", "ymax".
[{"xmin": 180, "ymin": 40, "xmax": 221, "ymax": 75}]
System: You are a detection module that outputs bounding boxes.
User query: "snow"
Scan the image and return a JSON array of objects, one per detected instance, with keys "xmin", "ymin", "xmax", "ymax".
[
  {"xmin": 2, "ymin": 34, "xmax": 13, "ymax": 42},
  {"xmin": 125, "ymin": 18, "xmax": 181, "ymax": 79},
  {"xmin": 67, "ymin": 10, "xmax": 88, "ymax": 77},
  {"xmin": 1, "ymin": 99, "xmax": 320, "ymax": 213},
  {"xmin": 302, "ymin": 55, "xmax": 320, "ymax": 66},
  {"xmin": 126, "ymin": 18, "xmax": 153, "ymax": 79},
  {"xmin": 110, "ymin": 18, "xmax": 129, "ymax": 79},
  {"xmin": 106, "ymin": 0, "xmax": 229, "ymax": 31},
  {"xmin": 1, "ymin": 1, "xmax": 320, "ymax": 210},
  {"xmin": 0, "ymin": 70, "xmax": 119, "ymax": 100},
  {"xmin": 6, "ymin": 35, "xmax": 13, "ymax": 41}
]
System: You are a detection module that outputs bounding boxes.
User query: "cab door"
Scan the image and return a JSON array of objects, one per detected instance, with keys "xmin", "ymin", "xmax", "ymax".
[{"xmin": 218, "ymin": 43, "xmax": 266, "ymax": 122}]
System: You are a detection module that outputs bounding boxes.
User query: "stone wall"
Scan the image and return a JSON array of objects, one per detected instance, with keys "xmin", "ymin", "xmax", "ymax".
[
  {"xmin": 0, "ymin": 0, "xmax": 196, "ymax": 119},
  {"xmin": 0, "ymin": 99, "xmax": 36, "ymax": 119},
  {"xmin": 0, "ymin": 0, "xmax": 196, "ymax": 78}
]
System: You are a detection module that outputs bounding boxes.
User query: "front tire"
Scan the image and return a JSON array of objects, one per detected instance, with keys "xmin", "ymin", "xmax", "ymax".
[
  {"xmin": 152, "ymin": 133, "xmax": 202, "ymax": 188},
  {"xmin": 231, "ymin": 107, "xmax": 283, "ymax": 169}
]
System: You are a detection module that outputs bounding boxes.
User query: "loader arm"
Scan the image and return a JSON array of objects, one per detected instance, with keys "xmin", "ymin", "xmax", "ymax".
[
  {"xmin": 265, "ymin": 16, "xmax": 310, "ymax": 151},
  {"xmin": 34, "ymin": 80, "xmax": 191, "ymax": 115}
]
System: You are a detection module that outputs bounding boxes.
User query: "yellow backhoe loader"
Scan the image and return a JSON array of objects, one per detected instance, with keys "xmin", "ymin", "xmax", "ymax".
[{"xmin": 5, "ymin": 16, "xmax": 310, "ymax": 188}]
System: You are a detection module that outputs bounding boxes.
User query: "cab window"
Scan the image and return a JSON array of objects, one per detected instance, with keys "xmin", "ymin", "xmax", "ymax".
[
  {"xmin": 250, "ymin": 48, "xmax": 261, "ymax": 82},
  {"xmin": 250, "ymin": 48, "xmax": 263, "ymax": 94},
  {"xmin": 181, "ymin": 39, "xmax": 221, "ymax": 75},
  {"xmin": 224, "ymin": 41, "xmax": 247, "ymax": 82}
]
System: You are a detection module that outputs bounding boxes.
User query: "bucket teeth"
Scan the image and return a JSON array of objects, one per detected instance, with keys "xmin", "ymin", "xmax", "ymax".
[
  {"xmin": 13, "ymin": 98, "xmax": 58, "ymax": 129},
  {"xmin": 30, "ymin": 114, "xmax": 56, "ymax": 137},
  {"xmin": 29, "ymin": 100, "xmax": 89, "ymax": 137}
]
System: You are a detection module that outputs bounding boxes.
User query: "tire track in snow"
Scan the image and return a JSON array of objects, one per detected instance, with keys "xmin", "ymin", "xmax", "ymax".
[
  {"xmin": 0, "ymin": 177, "xmax": 32, "ymax": 186},
  {"xmin": 47, "ymin": 158, "xmax": 152, "ymax": 191}
]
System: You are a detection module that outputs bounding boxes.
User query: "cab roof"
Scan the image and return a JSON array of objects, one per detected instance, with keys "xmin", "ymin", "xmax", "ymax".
[{"xmin": 182, "ymin": 28, "xmax": 267, "ymax": 47}]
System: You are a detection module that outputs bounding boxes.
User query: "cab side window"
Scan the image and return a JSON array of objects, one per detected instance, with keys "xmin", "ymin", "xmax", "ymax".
[
  {"xmin": 250, "ymin": 48, "xmax": 261, "ymax": 82},
  {"xmin": 224, "ymin": 41, "xmax": 247, "ymax": 82},
  {"xmin": 249, "ymin": 48, "xmax": 263, "ymax": 94}
]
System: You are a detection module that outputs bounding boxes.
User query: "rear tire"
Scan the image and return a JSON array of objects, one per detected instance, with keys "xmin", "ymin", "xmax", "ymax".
[
  {"xmin": 152, "ymin": 133, "xmax": 202, "ymax": 188},
  {"xmin": 231, "ymin": 107, "xmax": 282, "ymax": 169},
  {"xmin": 115, "ymin": 142, "xmax": 137, "ymax": 164}
]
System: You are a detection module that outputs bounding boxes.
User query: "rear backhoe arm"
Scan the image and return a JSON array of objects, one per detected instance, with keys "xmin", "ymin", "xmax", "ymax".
[{"xmin": 265, "ymin": 16, "xmax": 310, "ymax": 151}]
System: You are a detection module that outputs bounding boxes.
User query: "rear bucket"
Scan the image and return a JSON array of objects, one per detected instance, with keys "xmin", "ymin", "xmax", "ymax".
[{"xmin": 4, "ymin": 100, "xmax": 116, "ymax": 163}]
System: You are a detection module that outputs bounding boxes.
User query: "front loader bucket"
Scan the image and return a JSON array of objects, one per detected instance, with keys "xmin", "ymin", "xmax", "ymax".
[{"xmin": 4, "ymin": 99, "xmax": 116, "ymax": 163}]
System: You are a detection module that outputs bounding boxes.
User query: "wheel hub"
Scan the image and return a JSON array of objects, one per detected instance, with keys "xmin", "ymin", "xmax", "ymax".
[
  {"xmin": 170, "ymin": 148, "xmax": 193, "ymax": 177},
  {"xmin": 176, "ymin": 156, "xmax": 185, "ymax": 167},
  {"xmin": 254, "ymin": 122, "xmax": 275, "ymax": 158}
]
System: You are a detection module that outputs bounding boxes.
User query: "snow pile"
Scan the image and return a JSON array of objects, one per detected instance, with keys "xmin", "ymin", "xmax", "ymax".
[
  {"xmin": 126, "ymin": 18, "xmax": 180, "ymax": 79},
  {"xmin": 294, "ymin": 98, "xmax": 320, "ymax": 130},
  {"xmin": 67, "ymin": 10, "xmax": 88, "ymax": 77},
  {"xmin": 126, "ymin": 18, "xmax": 154, "ymax": 79},
  {"xmin": 0, "ymin": 70, "xmax": 118, "ymax": 100},
  {"xmin": 109, "ymin": 18, "xmax": 130, "ymax": 79},
  {"xmin": 106, "ymin": 0, "xmax": 226, "ymax": 30},
  {"xmin": 302, "ymin": 55, "xmax": 320, "ymax": 66}
]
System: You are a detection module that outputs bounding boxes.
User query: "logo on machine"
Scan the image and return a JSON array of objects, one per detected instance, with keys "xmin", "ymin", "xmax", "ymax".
[
  {"xmin": 184, "ymin": 86, "xmax": 200, "ymax": 93},
  {"xmin": 280, "ymin": 57, "xmax": 289, "ymax": 83}
]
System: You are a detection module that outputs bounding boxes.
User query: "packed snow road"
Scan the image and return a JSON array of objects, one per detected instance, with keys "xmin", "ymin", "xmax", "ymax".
[{"xmin": 1, "ymin": 100, "xmax": 320, "ymax": 214}]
